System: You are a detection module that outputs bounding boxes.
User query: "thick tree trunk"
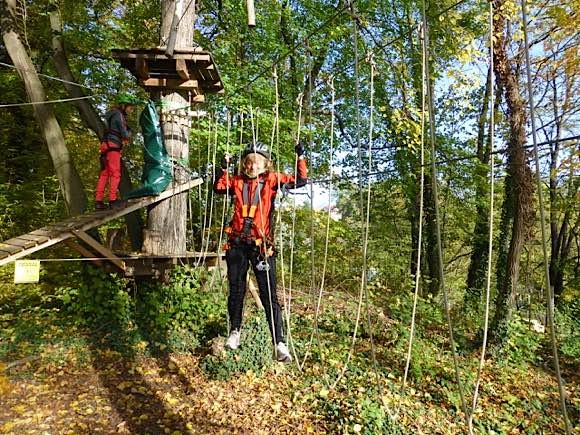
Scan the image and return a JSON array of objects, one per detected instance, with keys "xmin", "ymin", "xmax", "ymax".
[
  {"xmin": 423, "ymin": 172, "xmax": 441, "ymax": 296},
  {"xmin": 464, "ymin": 67, "xmax": 493, "ymax": 310},
  {"xmin": 49, "ymin": 8, "xmax": 143, "ymax": 250},
  {"xmin": 279, "ymin": 0, "xmax": 298, "ymax": 93},
  {"xmin": 489, "ymin": 0, "xmax": 535, "ymax": 344},
  {"xmin": 545, "ymin": 75, "xmax": 579, "ymax": 302},
  {"xmin": 142, "ymin": 0, "xmax": 196, "ymax": 255},
  {"xmin": 2, "ymin": 0, "xmax": 87, "ymax": 216}
]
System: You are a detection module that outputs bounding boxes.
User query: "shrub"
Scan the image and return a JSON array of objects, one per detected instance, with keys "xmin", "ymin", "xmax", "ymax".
[
  {"xmin": 135, "ymin": 266, "xmax": 227, "ymax": 352},
  {"xmin": 201, "ymin": 313, "xmax": 273, "ymax": 380}
]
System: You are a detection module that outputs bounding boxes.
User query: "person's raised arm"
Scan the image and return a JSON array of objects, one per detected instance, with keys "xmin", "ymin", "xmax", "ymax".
[
  {"xmin": 276, "ymin": 142, "xmax": 308, "ymax": 189},
  {"xmin": 213, "ymin": 152, "xmax": 234, "ymax": 194}
]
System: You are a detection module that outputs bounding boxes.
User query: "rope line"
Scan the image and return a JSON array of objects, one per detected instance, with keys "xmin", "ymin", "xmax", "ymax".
[
  {"xmin": 468, "ymin": 4, "xmax": 496, "ymax": 432},
  {"xmin": 421, "ymin": 0, "xmax": 469, "ymax": 427},
  {"xmin": 331, "ymin": 12, "xmax": 365, "ymax": 388},
  {"xmin": 289, "ymin": 92, "xmax": 304, "ymax": 367},
  {"xmin": 520, "ymin": 0, "xmax": 571, "ymax": 431},
  {"xmin": 310, "ymin": 75, "xmax": 336, "ymax": 383},
  {"xmin": 0, "ymin": 61, "xmax": 93, "ymax": 89},
  {"xmin": 0, "ymin": 95, "xmax": 99, "ymax": 108},
  {"xmin": 361, "ymin": 51, "xmax": 385, "ymax": 407},
  {"xmin": 401, "ymin": 21, "xmax": 427, "ymax": 398}
]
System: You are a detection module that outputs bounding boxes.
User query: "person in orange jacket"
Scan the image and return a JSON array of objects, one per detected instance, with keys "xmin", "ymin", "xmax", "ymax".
[
  {"xmin": 213, "ymin": 141, "xmax": 307, "ymax": 362},
  {"xmin": 94, "ymin": 93, "xmax": 139, "ymax": 209}
]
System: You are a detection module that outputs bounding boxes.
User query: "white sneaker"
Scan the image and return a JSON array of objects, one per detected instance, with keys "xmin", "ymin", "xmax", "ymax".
[
  {"xmin": 276, "ymin": 342, "xmax": 292, "ymax": 362},
  {"xmin": 226, "ymin": 330, "xmax": 240, "ymax": 350}
]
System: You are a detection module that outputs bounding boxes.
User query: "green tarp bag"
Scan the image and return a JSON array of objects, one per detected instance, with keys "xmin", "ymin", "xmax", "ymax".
[{"xmin": 127, "ymin": 101, "xmax": 173, "ymax": 198}]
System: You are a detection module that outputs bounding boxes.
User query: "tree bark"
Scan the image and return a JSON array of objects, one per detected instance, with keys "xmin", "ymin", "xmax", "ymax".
[
  {"xmin": 142, "ymin": 0, "xmax": 195, "ymax": 255},
  {"xmin": 464, "ymin": 67, "xmax": 493, "ymax": 310},
  {"xmin": 489, "ymin": 0, "xmax": 535, "ymax": 344},
  {"xmin": 423, "ymin": 172, "xmax": 441, "ymax": 296},
  {"xmin": 49, "ymin": 7, "xmax": 143, "ymax": 249},
  {"xmin": 2, "ymin": 0, "xmax": 87, "ymax": 216}
]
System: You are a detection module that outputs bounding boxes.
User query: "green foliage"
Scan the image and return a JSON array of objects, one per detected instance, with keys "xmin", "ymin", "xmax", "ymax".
[
  {"xmin": 555, "ymin": 297, "xmax": 580, "ymax": 360},
  {"xmin": 135, "ymin": 266, "xmax": 227, "ymax": 352},
  {"xmin": 201, "ymin": 313, "xmax": 273, "ymax": 380},
  {"xmin": 55, "ymin": 266, "xmax": 133, "ymax": 332},
  {"xmin": 493, "ymin": 318, "xmax": 543, "ymax": 366},
  {"xmin": 316, "ymin": 375, "xmax": 402, "ymax": 434}
]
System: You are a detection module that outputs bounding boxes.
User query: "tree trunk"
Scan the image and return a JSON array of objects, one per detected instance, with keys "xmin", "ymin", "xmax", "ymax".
[
  {"xmin": 423, "ymin": 172, "xmax": 441, "ymax": 296},
  {"xmin": 142, "ymin": 0, "xmax": 196, "ymax": 255},
  {"xmin": 464, "ymin": 67, "xmax": 493, "ymax": 310},
  {"xmin": 545, "ymin": 74, "xmax": 579, "ymax": 303},
  {"xmin": 2, "ymin": 0, "xmax": 87, "ymax": 216},
  {"xmin": 49, "ymin": 7, "xmax": 143, "ymax": 249},
  {"xmin": 489, "ymin": 0, "xmax": 535, "ymax": 344}
]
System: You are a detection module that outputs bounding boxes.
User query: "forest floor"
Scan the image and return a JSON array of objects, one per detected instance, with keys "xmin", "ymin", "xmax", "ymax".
[{"xmin": 0, "ymin": 284, "xmax": 578, "ymax": 434}]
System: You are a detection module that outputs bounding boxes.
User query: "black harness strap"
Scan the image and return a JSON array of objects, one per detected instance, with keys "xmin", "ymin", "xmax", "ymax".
[{"xmin": 240, "ymin": 178, "xmax": 265, "ymax": 237}]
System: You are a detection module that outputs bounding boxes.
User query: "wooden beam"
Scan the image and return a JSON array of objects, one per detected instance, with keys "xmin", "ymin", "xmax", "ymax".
[
  {"xmin": 142, "ymin": 78, "xmax": 199, "ymax": 90},
  {"xmin": 135, "ymin": 56, "xmax": 149, "ymax": 79},
  {"xmin": 72, "ymin": 230, "xmax": 125, "ymax": 271},
  {"xmin": 176, "ymin": 58, "xmax": 189, "ymax": 80},
  {"xmin": 246, "ymin": 0, "xmax": 256, "ymax": 27},
  {"xmin": 192, "ymin": 95, "xmax": 205, "ymax": 103},
  {"xmin": 0, "ymin": 179, "xmax": 203, "ymax": 267},
  {"xmin": 63, "ymin": 240, "xmax": 103, "ymax": 267}
]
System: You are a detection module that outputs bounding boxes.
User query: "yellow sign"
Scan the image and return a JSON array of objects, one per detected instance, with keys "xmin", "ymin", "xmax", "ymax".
[{"xmin": 14, "ymin": 260, "xmax": 40, "ymax": 284}]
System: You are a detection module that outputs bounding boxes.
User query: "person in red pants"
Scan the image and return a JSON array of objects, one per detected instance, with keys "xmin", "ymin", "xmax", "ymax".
[
  {"xmin": 213, "ymin": 141, "xmax": 308, "ymax": 362},
  {"xmin": 95, "ymin": 93, "xmax": 139, "ymax": 209}
]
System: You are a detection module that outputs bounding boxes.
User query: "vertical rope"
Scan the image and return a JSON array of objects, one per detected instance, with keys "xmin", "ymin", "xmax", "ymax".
[
  {"xmin": 311, "ymin": 75, "xmax": 336, "ymax": 379},
  {"xmin": 468, "ymin": 3, "xmax": 496, "ymax": 433},
  {"xmin": 289, "ymin": 92, "xmax": 304, "ymax": 365},
  {"xmin": 520, "ymin": 0, "xmax": 571, "ymax": 431},
  {"xmin": 361, "ymin": 51, "xmax": 385, "ymax": 405},
  {"xmin": 421, "ymin": 0, "xmax": 469, "ymax": 427},
  {"xmin": 332, "ymin": 10, "xmax": 366, "ymax": 388},
  {"xmin": 402, "ymin": 22, "xmax": 427, "ymax": 394},
  {"xmin": 215, "ymin": 110, "xmax": 232, "ymax": 283}
]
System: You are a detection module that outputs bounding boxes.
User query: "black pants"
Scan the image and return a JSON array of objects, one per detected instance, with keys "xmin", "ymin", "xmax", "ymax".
[{"xmin": 225, "ymin": 244, "xmax": 284, "ymax": 344}]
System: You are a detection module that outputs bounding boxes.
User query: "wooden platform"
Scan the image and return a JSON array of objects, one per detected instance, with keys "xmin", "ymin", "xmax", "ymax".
[
  {"xmin": 104, "ymin": 252, "xmax": 225, "ymax": 279},
  {"xmin": 111, "ymin": 47, "xmax": 224, "ymax": 100},
  {"xmin": 0, "ymin": 178, "xmax": 203, "ymax": 268}
]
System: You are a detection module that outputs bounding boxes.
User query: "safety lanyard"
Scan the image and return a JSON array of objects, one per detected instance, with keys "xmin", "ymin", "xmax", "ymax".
[{"xmin": 242, "ymin": 179, "xmax": 265, "ymax": 219}]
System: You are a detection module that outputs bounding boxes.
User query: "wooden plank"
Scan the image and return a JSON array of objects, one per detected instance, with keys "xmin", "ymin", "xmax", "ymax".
[
  {"xmin": 63, "ymin": 240, "xmax": 103, "ymax": 267},
  {"xmin": 176, "ymin": 59, "xmax": 189, "ymax": 80},
  {"xmin": 192, "ymin": 95, "xmax": 205, "ymax": 103},
  {"xmin": 142, "ymin": 78, "xmax": 199, "ymax": 90},
  {"xmin": 136, "ymin": 56, "xmax": 149, "ymax": 79},
  {"xmin": 2, "ymin": 238, "xmax": 38, "ymax": 249},
  {"xmin": 18, "ymin": 234, "xmax": 49, "ymax": 244},
  {"xmin": 72, "ymin": 230, "xmax": 125, "ymax": 271},
  {"xmin": 0, "ymin": 179, "xmax": 203, "ymax": 268},
  {"xmin": 0, "ymin": 243, "xmax": 23, "ymax": 254},
  {"xmin": 29, "ymin": 228, "xmax": 62, "ymax": 238},
  {"xmin": 113, "ymin": 52, "xmax": 210, "ymax": 62}
]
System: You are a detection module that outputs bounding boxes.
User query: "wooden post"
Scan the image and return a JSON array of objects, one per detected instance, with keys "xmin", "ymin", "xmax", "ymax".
[
  {"xmin": 144, "ymin": 0, "xmax": 198, "ymax": 256},
  {"xmin": 247, "ymin": 0, "xmax": 256, "ymax": 27}
]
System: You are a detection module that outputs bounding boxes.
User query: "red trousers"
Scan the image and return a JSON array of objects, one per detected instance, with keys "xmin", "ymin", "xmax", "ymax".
[{"xmin": 95, "ymin": 148, "xmax": 121, "ymax": 202}]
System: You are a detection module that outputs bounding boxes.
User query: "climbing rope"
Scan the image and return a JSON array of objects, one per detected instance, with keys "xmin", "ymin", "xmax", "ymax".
[
  {"xmin": 310, "ymin": 75, "xmax": 337, "ymax": 380},
  {"xmin": 401, "ymin": 22, "xmax": 427, "ymax": 396},
  {"xmin": 520, "ymin": 0, "xmax": 571, "ymax": 431},
  {"xmin": 332, "ymin": 11, "xmax": 366, "ymax": 388},
  {"xmin": 288, "ymin": 92, "xmax": 305, "ymax": 366},
  {"xmin": 200, "ymin": 114, "xmax": 219, "ymax": 263},
  {"xmin": 421, "ymin": 0, "xmax": 469, "ymax": 427},
  {"xmin": 468, "ymin": 4, "xmax": 496, "ymax": 432},
  {"xmin": 195, "ymin": 113, "xmax": 217, "ymax": 267},
  {"xmin": 360, "ymin": 51, "xmax": 384, "ymax": 401}
]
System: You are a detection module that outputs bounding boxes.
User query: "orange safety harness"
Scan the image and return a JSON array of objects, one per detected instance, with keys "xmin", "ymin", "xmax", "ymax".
[{"xmin": 225, "ymin": 178, "xmax": 270, "ymax": 250}]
